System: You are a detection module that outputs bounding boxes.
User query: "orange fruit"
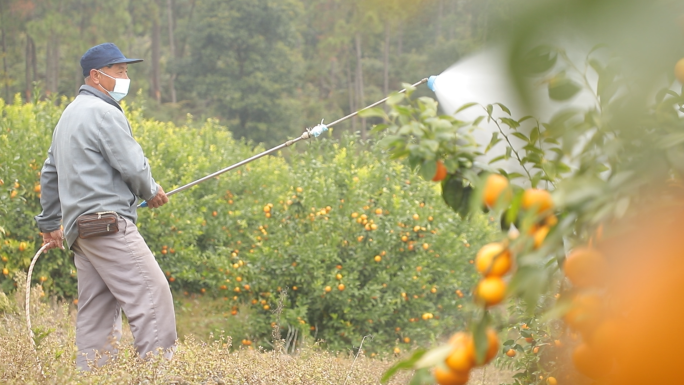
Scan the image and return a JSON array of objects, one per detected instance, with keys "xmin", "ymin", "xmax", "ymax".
[
  {"xmin": 476, "ymin": 277, "xmax": 506, "ymax": 306},
  {"xmin": 336, "ymin": 273, "xmax": 342, "ymax": 280},
  {"xmin": 33, "ymin": 184, "xmax": 41, "ymax": 193},
  {"xmin": 324, "ymin": 286, "xmax": 332, "ymax": 292},
  {"xmin": 374, "ymin": 255, "xmax": 382, "ymax": 262},
  {"xmin": 433, "ymin": 367, "xmax": 469, "ymax": 385},
  {"xmin": 587, "ymin": 319, "xmax": 622, "ymax": 357},
  {"xmin": 572, "ymin": 343, "xmax": 613, "ymax": 379},
  {"xmin": 564, "ymin": 247, "xmax": 607, "ymax": 288},
  {"xmin": 2, "ymin": 268, "xmax": 8, "ymax": 276},
  {"xmin": 533, "ymin": 226, "xmax": 550, "ymax": 248},
  {"xmin": 506, "ymin": 349, "xmax": 516, "ymax": 357},
  {"xmin": 18, "ymin": 242, "xmax": 27, "ymax": 252},
  {"xmin": 475, "ymin": 243, "xmax": 512, "ymax": 277},
  {"xmin": 483, "ymin": 174, "xmax": 510, "ymax": 208},
  {"xmin": 522, "ymin": 188, "xmax": 553, "ymax": 214},
  {"xmin": 564, "ymin": 293, "xmax": 603, "ymax": 334},
  {"xmin": 338, "ymin": 284, "xmax": 345, "ymax": 291},
  {"xmin": 547, "ymin": 377, "xmax": 557, "ymax": 385},
  {"xmin": 445, "ymin": 333, "xmax": 475, "ymax": 372},
  {"xmin": 432, "ymin": 160, "xmax": 448, "ymax": 182},
  {"xmin": 483, "ymin": 328, "xmax": 500, "ymax": 363},
  {"xmin": 675, "ymin": 58, "xmax": 684, "ymax": 84}
]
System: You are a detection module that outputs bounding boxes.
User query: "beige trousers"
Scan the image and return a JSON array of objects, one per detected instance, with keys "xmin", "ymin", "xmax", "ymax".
[{"xmin": 72, "ymin": 217, "xmax": 176, "ymax": 370}]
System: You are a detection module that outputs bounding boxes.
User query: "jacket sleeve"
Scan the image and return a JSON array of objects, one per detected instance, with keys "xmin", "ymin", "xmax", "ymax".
[
  {"xmin": 97, "ymin": 109, "xmax": 159, "ymax": 201},
  {"xmin": 34, "ymin": 145, "xmax": 63, "ymax": 232}
]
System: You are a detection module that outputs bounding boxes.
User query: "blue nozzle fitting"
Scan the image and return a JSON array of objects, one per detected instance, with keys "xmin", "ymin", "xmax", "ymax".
[
  {"xmin": 311, "ymin": 120, "xmax": 328, "ymax": 138},
  {"xmin": 138, "ymin": 201, "xmax": 148, "ymax": 208},
  {"xmin": 427, "ymin": 76, "xmax": 437, "ymax": 92}
]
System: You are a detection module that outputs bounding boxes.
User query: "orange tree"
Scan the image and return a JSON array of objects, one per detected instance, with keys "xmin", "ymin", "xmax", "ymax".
[
  {"xmin": 0, "ymin": 93, "xmax": 497, "ymax": 353},
  {"xmin": 375, "ymin": 1, "xmax": 684, "ymax": 383}
]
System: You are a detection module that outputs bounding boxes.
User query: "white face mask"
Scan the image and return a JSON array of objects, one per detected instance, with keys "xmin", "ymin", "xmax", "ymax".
[{"xmin": 97, "ymin": 70, "xmax": 130, "ymax": 102}]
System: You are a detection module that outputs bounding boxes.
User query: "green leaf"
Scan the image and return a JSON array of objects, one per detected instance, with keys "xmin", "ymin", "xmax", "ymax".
[
  {"xmin": 387, "ymin": 93, "xmax": 406, "ymax": 106},
  {"xmin": 495, "ymin": 103, "xmax": 511, "ymax": 116},
  {"xmin": 381, "ymin": 349, "xmax": 427, "ymax": 384},
  {"xmin": 522, "ymin": 45, "xmax": 557, "ymax": 75},
  {"xmin": 471, "ymin": 313, "xmax": 491, "ymax": 365},
  {"xmin": 441, "ymin": 175, "xmax": 473, "ymax": 217},
  {"xmin": 359, "ymin": 107, "xmax": 387, "ymax": 119},
  {"xmin": 500, "ymin": 117, "xmax": 520, "ymax": 129},
  {"xmin": 408, "ymin": 368, "xmax": 433, "ymax": 385},
  {"xmin": 485, "ymin": 132, "xmax": 501, "ymax": 154},
  {"xmin": 473, "ymin": 116, "xmax": 485, "ymax": 126},
  {"xmin": 455, "ymin": 102, "xmax": 479, "ymax": 114},
  {"xmin": 414, "ymin": 344, "xmax": 454, "ymax": 368},
  {"xmin": 548, "ymin": 77, "xmax": 582, "ymax": 101},
  {"xmin": 511, "ymin": 132, "xmax": 529, "ymax": 142},
  {"xmin": 420, "ymin": 160, "xmax": 437, "ymax": 181}
]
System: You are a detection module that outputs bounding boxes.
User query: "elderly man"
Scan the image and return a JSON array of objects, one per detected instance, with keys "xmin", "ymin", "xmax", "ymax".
[{"xmin": 34, "ymin": 42, "xmax": 177, "ymax": 370}]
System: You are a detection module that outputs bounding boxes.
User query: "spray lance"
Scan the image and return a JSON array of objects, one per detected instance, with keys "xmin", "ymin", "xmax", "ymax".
[
  {"xmin": 138, "ymin": 77, "xmax": 435, "ymax": 208},
  {"xmin": 24, "ymin": 75, "xmax": 442, "ymax": 348}
]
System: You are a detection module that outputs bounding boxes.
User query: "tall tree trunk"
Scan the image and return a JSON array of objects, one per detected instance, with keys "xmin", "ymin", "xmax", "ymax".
[
  {"xmin": 25, "ymin": 35, "xmax": 34, "ymax": 101},
  {"xmin": 53, "ymin": 38, "xmax": 60, "ymax": 95},
  {"xmin": 328, "ymin": 57, "xmax": 336, "ymax": 98},
  {"xmin": 448, "ymin": 0, "xmax": 456, "ymax": 41},
  {"xmin": 45, "ymin": 35, "xmax": 60, "ymax": 95},
  {"xmin": 151, "ymin": 2, "xmax": 161, "ymax": 103},
  {"xmin": 436, "ymin": 0, "xmax": 443, "ymax": 41},
  {"xmin": 0, "ymin": 2, "xmax": 9, "ymax": 102},
  {"xmin": 166, "ymin": 0, "xmax": 177, "ymax": 103},
  {"xmin": 346, "ymin": 57, "xmax": 356, "ymax": 132},
  {"xmin": 355, "ymin": 33, "xmax": 366, "ymax": 139},
  {"xmin": 178, "ymin": 0, "xmax": 196, "ymax": 61},
  {"xmin": 383, "ymin": 21, "xmax": 390, "ymax": 96}
]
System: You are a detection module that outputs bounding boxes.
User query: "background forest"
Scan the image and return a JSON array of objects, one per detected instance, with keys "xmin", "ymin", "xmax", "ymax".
[{"xmin": 0, "ymin": 0, "xmax": 510, "ymax": 145}]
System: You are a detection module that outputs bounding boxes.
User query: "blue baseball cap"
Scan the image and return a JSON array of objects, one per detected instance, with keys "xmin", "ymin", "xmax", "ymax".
[{"xmin": 80, "ymin": 43, "xmax": 143, "ymax": 77}]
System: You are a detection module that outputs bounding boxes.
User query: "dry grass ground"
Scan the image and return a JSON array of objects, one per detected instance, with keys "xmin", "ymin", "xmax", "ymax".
[{"xmin": 0, "ymin": 281, "xmax": 512, "ymax": 384}]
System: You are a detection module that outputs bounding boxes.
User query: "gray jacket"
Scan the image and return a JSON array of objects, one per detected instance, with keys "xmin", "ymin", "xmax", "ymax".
[{"xmin": 35, "ymin": 85, "xmax": 158, "ymax": 248}]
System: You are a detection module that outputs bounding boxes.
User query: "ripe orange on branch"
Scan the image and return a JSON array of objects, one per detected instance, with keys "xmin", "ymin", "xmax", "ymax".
[
  {"xmin": 433, "ymin": 366, "xmax": 469, "ymax": 385},
  {"xmin": 572, "ymin": 343, "xmax": 613, "ymax": 379},
  {"xmin": 483, "ymin": 174, "xmax": 510, "ymax": 207},
  {"xmin": 564, "ymin": 247, "xmax": 607, "ymax": 288},
  {"xmin": 445, "ymin": 332, "xmax": 475, "ymax": 373},
  {"xmin": 475, "ymin": 242, "xmax": 512, "ymax": 277},
  {"xmin": 675, "ymin": 58, "xmax": 684, "ymax": 84},
  {"xmin": 476, "ymin": 277, "xmax": 506, "ymax": 306},
  {"xmin": 522, "ymin": 188, "xmax": 553, "ymax": 214},
  {"xmin": 432, "ymin": 160, "xmax": 448, "ymax": 182}
]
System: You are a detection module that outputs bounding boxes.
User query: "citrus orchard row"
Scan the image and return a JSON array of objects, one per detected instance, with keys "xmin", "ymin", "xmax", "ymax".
[{"xmin": 0, "ymin": 97, "xmax": 498, "ymax": 352}]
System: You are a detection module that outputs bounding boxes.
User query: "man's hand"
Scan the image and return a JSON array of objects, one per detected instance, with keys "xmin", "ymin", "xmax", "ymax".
[
  {"xmin": 42, "ymin": 229, "xmax": 65, "ymax": 252},
  {"xmin": 146, "ymin": 184, "xmax": 169, "ymax": 209}
]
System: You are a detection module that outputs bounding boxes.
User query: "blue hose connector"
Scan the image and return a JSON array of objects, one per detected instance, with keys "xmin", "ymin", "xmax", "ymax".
[
  {"xmin": 311, "ymin": 122, "xmax": 328, "ymax": 138},
  {"xmin": 138, "ymin": 201, "xmax": 148, "ymax": 208},
  {"xmin": 427, "ymin": 76, "xmax": 437, "ymax": 92}
]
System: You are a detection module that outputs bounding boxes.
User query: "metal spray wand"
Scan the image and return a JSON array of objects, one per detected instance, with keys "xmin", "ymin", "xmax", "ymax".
[{"xmin": 139, "ymin": 77, "xmax": 429, "ymax": 208}]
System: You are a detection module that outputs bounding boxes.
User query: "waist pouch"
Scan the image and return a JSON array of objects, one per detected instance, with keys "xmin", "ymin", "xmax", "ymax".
[{"xmin": 77, "ymin": 211, "xmax": 119, "ymax": 239}]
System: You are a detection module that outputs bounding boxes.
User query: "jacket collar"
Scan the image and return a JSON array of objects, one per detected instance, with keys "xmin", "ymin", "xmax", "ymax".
[{"xmin": 78, "ymin": 85, "xmax": 122, "ymax": 112}]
